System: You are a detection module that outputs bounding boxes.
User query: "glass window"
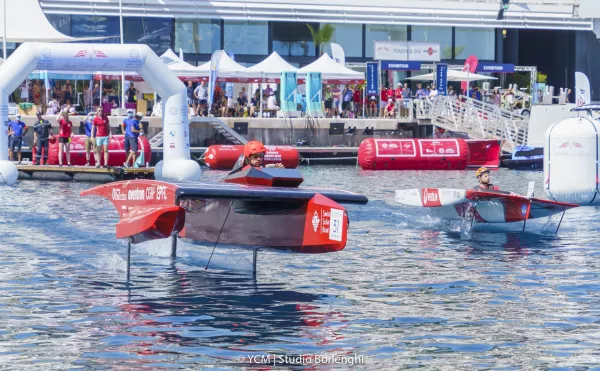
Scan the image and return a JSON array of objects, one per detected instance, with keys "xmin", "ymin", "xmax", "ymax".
[
  {"xmin": 273, "ymin": 41, "xmax": 315, "ymax": 57},
  {"xmin": 454, "ymin": 27, "xmax": 495, "ymax": 60},
  {"xmin": 411, "ymin": 26, "xmax": 452, "ymax": 60},
  {"xmin": 365, "ymin": 25, "xmax": 407, "ymax": 58},
  {"xmin": 224, "ymin": 20, "xmax": 268, "ymax": 55},
  {"xmin": 321, "ymin": 23, "xmax": 363, "ymax": 58},
  {"xmin": 124, "ymin": 17, "xmax": 173, "ymax": 55},
  {"xmin": 175, "ymin": 19, "xmax": 221, "ymax": 54},
  {"xmin": 46, "ymin": 14, "xmax": 71, "ymax": 35},
  {"xmin": 71, "ymin": 15, "xmax": 120, "ymax": 43}
]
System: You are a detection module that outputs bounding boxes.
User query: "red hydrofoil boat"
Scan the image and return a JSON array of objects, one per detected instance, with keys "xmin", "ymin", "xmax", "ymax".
[{"xmin": 81, "ymin": 166, "xmax": 368, "ymax": 276}]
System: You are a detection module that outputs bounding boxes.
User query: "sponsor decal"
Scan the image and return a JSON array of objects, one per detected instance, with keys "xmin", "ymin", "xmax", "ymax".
[
  {"xmin": 329, "ymin": 208, "xmax": 344, "ymax": 242},
  {"xmin": 185, "ymin": 143, "xmax": 190, "ymax": 148},
  {"xmin": 438, "ymin": 148, "xmax": 445, "ymax": 154},
  {"xmin": 168, "ymin": 106, "xmax": 179, "ymax": 116},
  {"xmin": 422, "ymin": 188, "xmax": 441, "ymax": 207},
  {"xmin": 146, "ymin": 186, "xmax": 155, "ymax": 200},
  {"xmin": 95, "ymin": 50, "xmax": 108, "ymax": 58},
  {"xmin": 312, "ymin": 211, "xmax": 320, "ymax": 232},
  {"xmin": 169, "ymin": 143, "xmax": 175, "ymax": 149},
  {"xmin": 521, "ymin": 204, "xmax": 528, "ymax": 217},
  {"xmin": 112, "ymin": 189, "xmax": 127, "ymax": 201},
  {"xmin": 559, "ymin": 140, "xmax": 584, "ymax": 149},
  {"xmin": 427, "ymin": 47, "xmax": 435, "ymax": 56},
  {"xmin": 184, "ymin": 130, "xmax": 188, "ymax": 138},
  {"xmin": 127, "ymin": 188, "xmax": 145, "ymax": 201},
  {"xmin": 382, "ymin": 143, "xmax": 389, "ymax": 149},
  {"xmin": 156, "ymin": 186, "xmax": 167, "ymax": 200},
  {"xmin": 74, "ymin": 50, "xmax": 88, "ymax": 58},
  {"xmin": 169, "ymin": 130, "xmax": 176, "ymax": 138}
]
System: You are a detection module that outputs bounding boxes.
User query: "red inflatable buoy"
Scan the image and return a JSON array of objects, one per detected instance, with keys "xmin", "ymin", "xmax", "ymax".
[
  {"xmin": 204, "ymin": 144, "xmax": 299, "ymax": 170},
  {"xmin": 358, "ymin": 138, "xmax": 470, "ymax": 170},
  {"xmin": 32, "ymin": 135, "xmax": 152, "ymax": 167}
]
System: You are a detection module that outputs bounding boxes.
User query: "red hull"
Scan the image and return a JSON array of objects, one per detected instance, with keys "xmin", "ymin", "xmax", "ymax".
[{"xmin": 465, "ymin": 139, "xmax": 503, "ymax": 168}]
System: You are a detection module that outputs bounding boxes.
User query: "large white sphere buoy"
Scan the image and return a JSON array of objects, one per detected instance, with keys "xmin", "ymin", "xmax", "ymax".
[
  {"xmin": 155, "ymin": 159, "xmax": 201, "ymax": 183},
  {"xmin": 0, "ymin": 160, "xmax": 18, "ymax": 185},
  {"xmin": 544, "ymin": 116, "xmax": 600, "ymax": 205}
]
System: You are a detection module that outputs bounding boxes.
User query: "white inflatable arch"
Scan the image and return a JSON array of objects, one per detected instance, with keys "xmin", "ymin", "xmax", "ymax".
[{"xmin": 0, "ymin": 42, "xmax": 201, "ymax": 185}]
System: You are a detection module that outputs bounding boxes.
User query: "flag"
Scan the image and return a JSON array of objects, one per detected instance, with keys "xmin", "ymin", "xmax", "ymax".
[
  {"xmin": 575, "ymin": 72, "xmax": 590, "ymax": 107},
  {"xmin": 461, "ymin": 55, "xmax": 479, "ymax": 95},
  {"xmin": 331, "ymin": 43, "xmax": 345, "ymax": 66},
  {"xmin": 207, "ymin": 50, "xmax": 225, "ymax": 112}
]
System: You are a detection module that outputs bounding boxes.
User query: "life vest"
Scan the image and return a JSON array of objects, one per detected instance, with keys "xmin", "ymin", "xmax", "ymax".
[{"xmin": 473, "ymin": 184, "xmax": 500, "ymax": 191}]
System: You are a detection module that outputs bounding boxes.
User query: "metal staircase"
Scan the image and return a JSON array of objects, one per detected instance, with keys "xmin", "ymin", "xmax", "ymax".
[
  {"xmin": 195, "ymin": 117, "xmax": 247, "ymax": 145},
  {"xmin": 148, "ymin": 131, "xmax": 164, "ymax": 149},
  {"xmin": 417, "ymin": 96, "xmax": 529, "ymax": 152}
]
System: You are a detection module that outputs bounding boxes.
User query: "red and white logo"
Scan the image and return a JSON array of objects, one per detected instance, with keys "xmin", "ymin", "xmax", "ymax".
[
  {"xmin": 427, "ymin": 47, "xmax": 435, "ymax": 56},
  {"xmin": 422, "ymin": 188, "xmax": 441, "ymax": 207},
  {"xmin": 95, "ymin": 50, "xmax": 108, "ymax": 58},
  {"xmin": 73, "ymin": 50, "xmax": 88, "ymax": 58},
  {"xmin": 559, "ymin": 140, "xmax": 584, "ymax": 149},
  {"xmin": 312, "ymin": 211, "xmax": 320, "ymax": 232}
]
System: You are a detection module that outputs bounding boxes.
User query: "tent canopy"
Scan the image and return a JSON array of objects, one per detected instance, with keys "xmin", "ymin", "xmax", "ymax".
[
  {"xmin": 407, "ymin": 70, "xmax": 498, "ymax": 82},
  {"xmin": 160, "ymin": 49, "xmax": 204, "ymax": 75},
  {"xmin": 298, "ymin": 53, "xmax": 364, "ymax": 83},
  {"xmin": 196, "ymin": 51, "xmax": 261, "ymax": 81},
  {"xmin": 0, "ymin": 0, "xmax": 112, "ymax": 43},
  {"xmin": 246, "ymin": 51, "xmax": 298, "ymax": 80}
]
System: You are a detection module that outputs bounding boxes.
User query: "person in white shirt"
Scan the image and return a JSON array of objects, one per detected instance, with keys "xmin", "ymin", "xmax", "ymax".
[
  {"xmin": 428, "ymin": 85, "xmax": 439, "ymax": 101},
  {"xmin": 267, "ymin": 92, "xmax": 279, "ymax": 111},
  {"xmin": 194, "ymin": 81, "xmax": 208, "ymax": 116}
]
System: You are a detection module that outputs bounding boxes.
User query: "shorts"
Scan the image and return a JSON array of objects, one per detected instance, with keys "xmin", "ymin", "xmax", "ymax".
[
  {"xmin": 58, "ymin": 136, "xmax": 70, "ymax": 144},
  {"xmin": 324, "ymin": 99, "xmax": 333, "ymax": 109},
  {"xmin": 380, "ymin": 101, "xmax": 387, "ymax": 108},
  {"xmin": 199, "ymin": 99, "xmax": 207, "ymax": 105},
  {"xmin": 85, "ymin": 136, "xmax": 95, "ymax": 151},
  {"xmin": 187, "ymin": 98, "xmax": 197, "ymax": 106},
  {"xmin": 9, "ymin": 136, "xmax": 22, "ymax": 151},
  {"xmin": 96, "ymin": 136, "xmax": 109, "ymax": 147},
  {"xmin": 124, "ymin": 136, "xmax": 138, "ymax": 153},
  {"xmin": 342, "ymin": 101, "xmax": 352, "ymax": 110}
]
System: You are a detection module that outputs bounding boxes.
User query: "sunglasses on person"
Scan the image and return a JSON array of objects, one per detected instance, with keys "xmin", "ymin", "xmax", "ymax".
[{"xmin": 250, "ymin": 153, "xmax": 264, "ymax": 160}]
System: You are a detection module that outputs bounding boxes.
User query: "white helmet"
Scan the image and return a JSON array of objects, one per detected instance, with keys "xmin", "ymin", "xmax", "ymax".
[{"xmin": 135, "ymin": 112, "xmax": 143, "ymax": 118}]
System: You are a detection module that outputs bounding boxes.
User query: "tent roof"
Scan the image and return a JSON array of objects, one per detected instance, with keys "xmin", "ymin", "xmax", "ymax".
[
  {"xmin": 298, "ymin": 53, "xmax": 364, "ymax": 82},
  {"xmin": 407, "ymin": 69, "xmax": 497, "ymax": 82},
  {"xmin": 160, "ymin": 49, "xmax": 205, "ymax": 75},
  {"xmin": 246, "ymin": 51, "xmax": 298, "ymax": 78},
  {"xmin": 196, "ymin": 51, "xmax": 261, "ymax": 79},
  {"xmin": 1, "ymin": 0, "xmax": 111, "ymax": 43}
]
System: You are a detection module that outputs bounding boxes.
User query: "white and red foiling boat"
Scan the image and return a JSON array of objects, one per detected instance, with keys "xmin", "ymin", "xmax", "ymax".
[{"xmin": 395, "ymin": 188, "xmax": 578, "ymax": 230}]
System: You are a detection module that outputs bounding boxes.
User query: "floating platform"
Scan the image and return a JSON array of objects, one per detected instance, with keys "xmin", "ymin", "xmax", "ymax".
[{"xmin": 17, "ymin": 164, "xmax": 154, "ymax": 182}]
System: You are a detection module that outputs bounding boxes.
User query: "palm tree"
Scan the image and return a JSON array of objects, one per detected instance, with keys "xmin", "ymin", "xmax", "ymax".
[{"xmin": 307, "ymin": 24, "xmax": 335, "ymax": 56}]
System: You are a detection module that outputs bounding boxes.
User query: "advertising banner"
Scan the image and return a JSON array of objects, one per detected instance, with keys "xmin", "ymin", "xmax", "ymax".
[
  {"xmin": 436, "ymin": 63, "xmax": 448, "ymax": 96},
  {"xmin": 373, "ymin": 41, "xmax": 440, "ymax": 62},
  {"xmin": 366, "ymin": 62, "xmax": 379, "ymax": 96},
  {"xmin": 476, "ymin": 64, "xmax": 515, "ymax": 73},
  {"xmin": 380, "ymin": 61, "xmax": 421, "ymax": 71}
]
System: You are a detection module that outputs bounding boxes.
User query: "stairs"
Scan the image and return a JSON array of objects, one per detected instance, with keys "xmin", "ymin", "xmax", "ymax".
[
  {"xmin": 419, "ymin": 96, "xmax": 529, "ymax": 152},
  {"xmin": 193, "ymin": 117, "xmax": 247, "ymax": 145},
  {"xmin": 148, "ymin": 131, "xmax": 164, "ymax": 149}
]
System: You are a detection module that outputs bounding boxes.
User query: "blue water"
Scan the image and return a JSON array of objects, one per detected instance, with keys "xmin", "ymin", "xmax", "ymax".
[{"xmin": 2, "ymin": 167, "xmax": 600, "ymax": 370}]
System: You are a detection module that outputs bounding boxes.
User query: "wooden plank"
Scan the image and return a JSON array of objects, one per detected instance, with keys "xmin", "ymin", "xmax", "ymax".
[{"xmin": 16, "ymin": 165, "xmax": 155, "ymax": 175}]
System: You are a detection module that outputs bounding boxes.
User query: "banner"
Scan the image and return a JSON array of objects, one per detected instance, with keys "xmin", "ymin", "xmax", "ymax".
[
  {"xmin": 331, "ymin": 43, "xmax": 345, "ymax": 66},
  {"xmin": 280, "ymin": 71, "xmax": 298, "ymax": 112},
  {"xmin": 366, "ymin": 62, "xmax": 379, "ymax": 96},
  {"xmin": 407, "ymin": 42, "xmax": 441, "ymax": 62},
  {"xmin": 575, "ymin": 71, "xmax": 591, "ymax": 106},
  {"xmin": 476, "ymin": 63, "xmax": 514, "ymax": 73},
  {"xmin": 306, "ymin": 72, "xmax": 322, "ymax": 116},
  {"xmin": 461, "ymin": 55, "xmax": 479, "ymax": 94},
  {"xmin": 380, "ymin": 61, "xmax": 421, "ymax": 71},
  {"xmin": 208, "ymin": 50, "xmax": 225, "ymax": 110},
  {"xmin": 373, "ymin": 41, "xmax": 440, "ymax": 62},
  {"xmin": 436, "ymin": 63, "xmax": 448, "ymax": 96}
]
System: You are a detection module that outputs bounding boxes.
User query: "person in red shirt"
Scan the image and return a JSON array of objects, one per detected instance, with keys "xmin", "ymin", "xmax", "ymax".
[
  {"xmin": 379, "ymin": 86, "xmax": 389, "ymax": 118},
  {"xmin": 92, "ymin": 106, "xmax": 111, "ymax": 168},
  {"xmin": 395, "ymin": 83, "xmax": 404, "ymax": 116},
  {"xmin": 57, "ymin": 111, "xmax": 73, "ymax": 166},
  {"xmin": 353, "ymin": 86, "xmax": 362, "ymax": 118}
]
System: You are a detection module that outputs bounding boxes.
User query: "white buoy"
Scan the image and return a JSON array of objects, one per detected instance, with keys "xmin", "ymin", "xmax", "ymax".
[
  {"xmin": 155, "ymin": 159, "xmax": 201, "ymax": 183},
  {"xmin": 544, "ymin": 116, "xmax": 600, "ymax": 205},
  {"xmin": 0, "ymin": 160, "xmax": 18, "ymax": 185}
]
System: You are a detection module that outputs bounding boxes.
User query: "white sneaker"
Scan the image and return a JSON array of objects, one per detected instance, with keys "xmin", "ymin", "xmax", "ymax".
[{"xmin": 123, "ymin": 162, "xmax": 129, "ymax": 168}]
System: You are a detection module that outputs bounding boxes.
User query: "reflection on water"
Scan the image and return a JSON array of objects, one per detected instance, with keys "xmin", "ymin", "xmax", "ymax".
[{"xmin": 1, "ymin": 167, "xmax": 600, "ymax": 369}]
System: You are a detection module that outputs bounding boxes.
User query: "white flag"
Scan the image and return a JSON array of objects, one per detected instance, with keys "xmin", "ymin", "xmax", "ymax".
[{"xmin": 330, "ymin": 43, "xmax": 345, "ymax": 66}]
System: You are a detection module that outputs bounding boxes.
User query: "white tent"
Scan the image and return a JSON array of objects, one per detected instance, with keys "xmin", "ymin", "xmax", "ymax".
[
  {"xmin": 298, "ymin": 53, "xmax": 364, "ymax": 83},
  {"xmin": 0, "ymin": 0, "xmax": 111, "ymax": 43},
  {"xmin": 246, "ymin": 51, "xmax": 298, "ymax": 80},
  {"xmin": 160, "ymin": 49, "xmax": 205, "ymax": 77},
  {"xmin": 407, "ymin": 70, "xmax": 497, "ymax": 82},
  {"xmin": 196, "ymin": 52, "xmax": 261, "ymax": 81}
]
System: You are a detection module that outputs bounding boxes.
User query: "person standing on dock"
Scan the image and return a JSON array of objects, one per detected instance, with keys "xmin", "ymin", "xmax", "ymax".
[
  {"xmin": 121, "ymin": 110, "xmax": 141, "ymax": 168},
  {"xmin": 7, "ymin": 114, "xmax": 27, "ymax": 164},
  {"xmin": 32, "ymin": 112, "xmax": 52, "ymax": 166},
  {"xmin": 92, "ymin": 107, "xmax": 111, "ymax": 168},
  {"xmin": 83, "ymin": 112, "xmax": 96, "ymax": 166},
  {"xmin": 57, "ymin": 111, "xmax": 73, "ymax": 167}
]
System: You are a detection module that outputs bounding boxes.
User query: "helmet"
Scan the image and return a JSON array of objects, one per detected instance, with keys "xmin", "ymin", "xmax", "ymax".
[
  {"xmin": 244, "ymin": 140, "xmax": 266, "ymax": 157},
  {"xmin": 136, "ymin": 112, "xmax": 143, "ymax": 118},
  {"xmin": 476, "ymin": 167, "xmax": 490, "ymax": 178}
]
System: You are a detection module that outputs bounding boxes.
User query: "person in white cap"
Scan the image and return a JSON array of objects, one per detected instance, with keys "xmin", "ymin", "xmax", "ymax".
[{"xmin": 7, "ymin": 114, "xmax": 27, "ymax": 163}]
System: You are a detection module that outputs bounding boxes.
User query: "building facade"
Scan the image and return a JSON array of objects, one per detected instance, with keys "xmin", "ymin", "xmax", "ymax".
[{"xmin": 26, "ymin": 0, "xmax": 600, "ymax": 98}]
